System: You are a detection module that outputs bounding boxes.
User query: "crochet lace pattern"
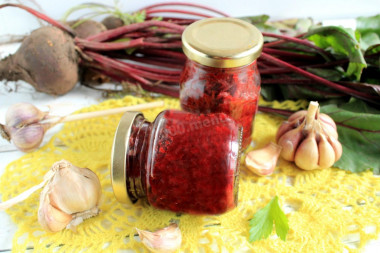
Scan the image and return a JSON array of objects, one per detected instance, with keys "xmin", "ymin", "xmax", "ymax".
[{"xmin": 1, "ymin": 96, "xmax": 379, "ymax": 252}]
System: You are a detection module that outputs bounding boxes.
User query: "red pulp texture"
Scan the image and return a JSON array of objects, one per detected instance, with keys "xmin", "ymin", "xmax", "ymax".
[
  {"xmin": 180, "ymin": 59, "xmax": 261, "ymax": 148},
  {"xmin": 126, "ymin": 110, "xmax": 242, "ymax": 214}
]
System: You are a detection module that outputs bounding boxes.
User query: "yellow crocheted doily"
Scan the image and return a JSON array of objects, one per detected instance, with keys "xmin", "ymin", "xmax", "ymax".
[{"xmin": 1, "ymin": 96, "xmax": 380, "ymax": 252}]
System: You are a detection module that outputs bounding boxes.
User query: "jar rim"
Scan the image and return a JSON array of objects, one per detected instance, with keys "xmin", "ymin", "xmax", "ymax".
[
  {"xmin": 182, "ymin": 17, "xmax": 263, "ymax": 68},
  {"xmin": 111, "ymin": 111, "xmax": 143, "ymax": 205}
]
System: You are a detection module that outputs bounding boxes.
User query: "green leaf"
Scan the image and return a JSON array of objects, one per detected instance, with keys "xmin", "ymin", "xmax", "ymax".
[
  {"xmin": 320, "ymin": 99, "xmax": 380, "ymax": 174},
  {"xmin": 356, "ymin": 14, "xmax": 380, "ymax": 37},
  {"xmin": 249, "ymin": 196, "xmax": 289, "ymax": 242},
  {"xmin": 305, "ymin": 26, "xmax": 367, "ymax": 81}
]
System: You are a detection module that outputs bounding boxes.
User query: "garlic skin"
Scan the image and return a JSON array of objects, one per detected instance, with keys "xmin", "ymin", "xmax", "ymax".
[
  {"xmin": 136, "ymin": 223, "xmax": 182, "ymax": 253},
  {"xmin": 245, "ymin": 142, "xmax": 282, "ymax": 176},
  {"xmin": 38, "ymin": 160, "xmax": 101, "ymax": 232},
  {"xmin": 276, "ymin": 101, "xmax": 342, "ymax": 170},
  {"xmin": 5, "ymin": 103, "xmax": 48, "ymax": 127},
  {"xmin": 7, "ymin": 124, "xmax": 46, "ymax": 152}
]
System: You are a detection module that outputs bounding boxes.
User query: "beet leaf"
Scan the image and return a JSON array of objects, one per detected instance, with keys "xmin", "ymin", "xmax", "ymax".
[
  {"xmin": 305, "ymin": 26, "xmax": 366, "ymax": 81},
  {"xmin": 320, "ymin": 99, "xmax": 380, "ymax": 174}
]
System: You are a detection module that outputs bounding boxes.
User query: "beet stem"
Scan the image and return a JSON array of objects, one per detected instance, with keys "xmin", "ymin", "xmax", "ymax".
[
  {"xmin": 139, "ymin": 2, "xmax": 229, "ymax": 17},
  {"xmin": 145, "ymin": 9, "xmax": 214, "ymax": 18},
  {"xmin": 262, "ymin": 48, "xmax": 320, "ymax": 60},
  {"xmin": 0, "ymin": 3, "xmax": 75, "ymax": 36},
  {"xmin": 260, "ymin": 52, "xmax": 378, "ymax": 103},
  {"xmin": 262, "ymin": 32, "xmax": 333, "ymax": 60},
  {"xmin": 87, "ymin": 20, "xmax": 185, "ymax": 42},
  {"xmin": 84, "ymin": 51, "xmax": 180, "ymax": 97}
]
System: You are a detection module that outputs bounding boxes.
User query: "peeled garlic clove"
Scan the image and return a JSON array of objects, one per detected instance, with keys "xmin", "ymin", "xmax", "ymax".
[
  {"xmin": 6, "ymin": 102, "xmax": 48, "ymax": 127},
  {"xmin": 318, "ymin": 134, "xmax": 336, "ymax": 169},
  {"xmin": 11, "ymin": 124, "xmax": 45, "ymax": 152},
  {"xmin": 245, "ymin": 142, "xmax": 282, "ymax": 176},
  {"xmin": 136, "ymin": 223, "xmax": 182, "ymax": 253},
  {"xmin": 294, "ymin": 131, "xmax": 319, "ymax": 170},
  {"xmin": 278, "ymin": 126, "xmax": 304, "ymax": 161},
  {"xmin": 327, "ymin": 135, "xmax": 343, "ymax": 161},
  {"xmin": 48, "ymin": 160, "xmax": 101, "ymax": 214}
]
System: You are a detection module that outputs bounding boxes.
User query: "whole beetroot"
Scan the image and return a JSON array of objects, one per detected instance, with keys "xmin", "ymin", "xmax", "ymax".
[{"xmin": 0, "ymin": 26, "xmax": 79, "ymax": 95}]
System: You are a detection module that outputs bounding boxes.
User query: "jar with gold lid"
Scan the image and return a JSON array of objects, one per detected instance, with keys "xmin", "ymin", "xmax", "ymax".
[
  {"xmin": 180, "ymin": 17, "xmax": 264, "ymax": 148},
  {"xmin": 111, "ymin": 110, "xmax": 242, "ymax": 214}
]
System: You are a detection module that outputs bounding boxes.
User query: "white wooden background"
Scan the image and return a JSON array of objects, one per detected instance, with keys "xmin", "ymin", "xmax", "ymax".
[{"xmin": 1, "ymin": 0, "xmax": 380, "ymax": 252}]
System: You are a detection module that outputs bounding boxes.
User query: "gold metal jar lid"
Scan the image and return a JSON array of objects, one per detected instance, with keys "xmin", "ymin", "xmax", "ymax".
[
  {"xmin": 182, "ymin": 17, "xmax": 264, "ymax": 68},
  {"xmin": 111, "ymin": 111, "xmax": 143, "ymax": 205}
]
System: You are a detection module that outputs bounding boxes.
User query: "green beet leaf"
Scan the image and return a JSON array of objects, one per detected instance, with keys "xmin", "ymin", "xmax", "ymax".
[
  {"xmin": 305, "ymin": 26, "xmax": 367, "ymax": 81},
  {"xmin": 320, "ymin": 99, "xmax": 380, "ymax": 174},
  {"xmin": 356, "ymin": 14, "xmax": 380, "ymax": 37},
  {"xmin": 249, "ymin": 196, "xmax": 289, "ymax": 242}
]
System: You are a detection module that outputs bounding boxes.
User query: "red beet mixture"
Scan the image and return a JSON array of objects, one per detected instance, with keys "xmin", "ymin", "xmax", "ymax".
[
  {"xmin": 126, "ymin": 110, "xmax": 242, "ymax": 214},
  {"xmin": 180, "ymin": 59, "xmax": 261, "ymax": 148}
]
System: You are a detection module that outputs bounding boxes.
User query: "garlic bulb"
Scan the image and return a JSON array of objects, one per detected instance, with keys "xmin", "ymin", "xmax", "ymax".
[
  {"xmin": 245, "ymin": 142, "xmax": 282, "ymax": 176},
  {"xmin": 276, "ymin": 101, "xmax": 342, "ymax": 170},
  {"xmin": 136, "ymin": 223, "xmax": 182, "ymax": 253},
  {"xmin": 0, "ymin": 103, "xmax": 53, "ymax": 152},
  {"xmin": 38, "ymin": 160, "xmax": 101, "ymax": 232},
  {"xmin": 0, "ymin": 160, "xmax": 101, "ymax": 232}
]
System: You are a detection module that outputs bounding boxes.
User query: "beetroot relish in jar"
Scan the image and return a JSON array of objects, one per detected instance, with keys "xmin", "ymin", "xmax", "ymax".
[
  {"xmin": 111, "ymin": 110, "xmax": 242, "ymax": 214},
  {"xmin": 180, "ymin": 18, "xmax": 264, "ymax": 148}
]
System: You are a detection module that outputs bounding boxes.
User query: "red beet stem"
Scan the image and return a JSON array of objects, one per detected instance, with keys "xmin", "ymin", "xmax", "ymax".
[
  {"xmin": 137, "ymin": 49, "xmax": 187, "ymax": 60},
  {"xmin": 0, "ymin": 3, "xmax": 75, "ymax": 36},
  {"xmin": 84, "ymin": 51, "xmax": 180, "ymax": 97},
  {"xmin": 260, "ymin": 52, "xmax": 378, "ymax": 102},
  {"xmin": 87, "ymin": 20, "xmax": 185, "ymax": 42},
  {"xmin": 75, "ymin": 37, "xmax": 182, "ymax": 51},
  {"xmin": 139, "ymin": 2, "xmax": 229, "ymax": 17},
  {"xmin": 262, "ymin": 48, "xmax": 321, "ymax": 61},
  {"xmin": 262, "ymin": 32, "xmax": 333, "ymax": 60},
  {"xmin": 126, "ymin": 56, "xmax": 183, "ymax": 69},
  {"xmin": 258, "ymin": 106, "xmax": 294, "ymax": 117},
  {"xmin": 145, "ymin": 9, "xmax": 214, "ymax": 18}
]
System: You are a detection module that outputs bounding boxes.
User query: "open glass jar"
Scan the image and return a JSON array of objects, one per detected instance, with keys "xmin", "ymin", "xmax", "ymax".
[
  {"xmin": 180, "ymin": 18, "xmax": 264, "ymax": 148},
  {"xmin": 111, "ymin": 110, "xmax": 242, "ymax": 214}
]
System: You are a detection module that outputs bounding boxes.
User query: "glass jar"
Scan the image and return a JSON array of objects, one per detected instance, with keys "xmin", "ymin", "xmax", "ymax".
[
  {"xmin": 111, "ymin": 110, "xmax": 242, "ymax": 214},
  {"xmin": 180, "ymin": 18, "xmax": 264, "ymax": 148}
]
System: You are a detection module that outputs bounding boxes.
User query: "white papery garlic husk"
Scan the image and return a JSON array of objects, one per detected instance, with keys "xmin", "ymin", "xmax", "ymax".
[
  {"xmin": 38, "ymin": 160, "xmax": 102, "ymax": 232},
  {"xmin": 0, "ymin": 160, "xmax": 101, "ymax": 232}
]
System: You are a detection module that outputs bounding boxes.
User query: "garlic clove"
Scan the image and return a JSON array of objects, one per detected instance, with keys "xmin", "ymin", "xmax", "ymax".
[
  {"xmin": 11, "ymin": 124, "xmax": 45, "ymax": 152},
  {"xmin": 294, "ymin": 131, "xmax": 319, "ymax": 170},
  {"xmin": 318, "ymin": 134, "xmax": 336, "ymax": 169},
  {"xmin": 327, "ymin": 135, "xmax": 343, "ymax": 162},
  {"xmin": 278, "ymin": 126, "xmax": 304, "ymax": 161},
  {"xmin": 288, "ymin": 110, "xmax": 306, "ymax": 122},
  {"xmin": 38, "ymin": 192, "xmax": 73, "ymax": 232},
  {"xmin": 48, "ymin": 160, "xmax": 101, "ymax": 215},
  {"xmin": 318, "ymin": 113, "xmax": 337, "ymax": 130},
  {"xmin": 245, "ymin": 142, "xmax": 282, "ymax": 176},
  {"xmin": 275, "ymin": 121, "xmax": 294, "ymax": 143},
  {"xmin": 5, "ymin": 102, "xmax": 48, "ymax": 127},
  {"xmin": 321, "ymin": 121, "xmax": 338, "ymax": 140},
  {"xmin": 136, "ymin": 223, "xmax": 182, "ymax": 253}
]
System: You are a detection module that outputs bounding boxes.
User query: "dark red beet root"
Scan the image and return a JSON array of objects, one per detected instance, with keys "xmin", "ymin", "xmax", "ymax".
[
  {"xmin": 70, "ymin": 20, "xmax": 107, "ymax": 39},
  {"xmin": 101, "ymin": 16, "xmax": 124, "ymax": 30},
  {"xmin": 0, "ymin": 26, "xmax": 79, "ymax": 95}
]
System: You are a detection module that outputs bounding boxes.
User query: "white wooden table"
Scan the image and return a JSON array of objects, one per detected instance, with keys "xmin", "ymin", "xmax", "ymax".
[{"xmin": 1, "ymin": 0, "xmax": 380, "ymax": 251}]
